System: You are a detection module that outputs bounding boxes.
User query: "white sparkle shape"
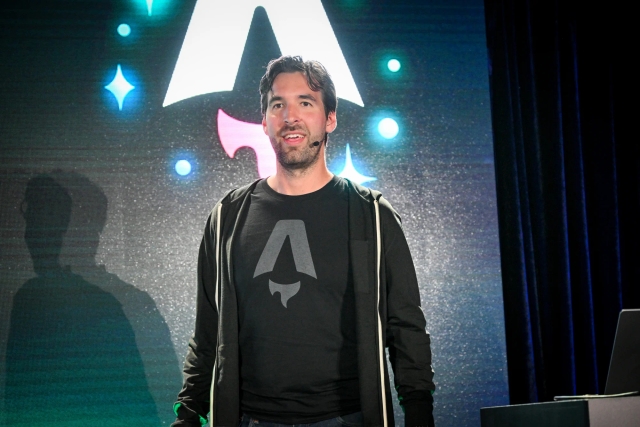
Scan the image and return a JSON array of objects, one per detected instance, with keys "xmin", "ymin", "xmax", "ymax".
[
  {"xmin": 146, "ymin": 0, "xmax": 153, "ymax": 16},
  {"xmin": 104, "ymin": 64, "xmax": 135, "ymax": 111},
  {"xmin": 337, "ymin": 144, "xmax": 376, "ymax": 185}
]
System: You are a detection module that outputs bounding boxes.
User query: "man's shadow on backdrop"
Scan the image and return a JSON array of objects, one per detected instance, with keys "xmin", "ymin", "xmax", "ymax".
[{"xmin": 5, "ymin": 171, "xmax": 181, "ymax": 426}]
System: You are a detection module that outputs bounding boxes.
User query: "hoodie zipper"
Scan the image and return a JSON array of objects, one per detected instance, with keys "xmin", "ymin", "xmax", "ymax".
[
  {"xmin": 374, "ymin": 199, "xmax": 388, "ymax": 427},
  {"xmin": 209, "ymin": 203, "xmax": 223, "ymax": 426}
]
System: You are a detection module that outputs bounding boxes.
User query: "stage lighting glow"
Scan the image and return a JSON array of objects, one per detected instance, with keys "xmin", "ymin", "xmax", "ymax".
[
  {"xmin": 337, "ymin": 144, "xmax": 376, "ymax": 185},
  {"xmin": 387, "ymin": 59, "xmax": 401, "ymax": 72},
  {"xmin": 117, "ymin": 24, "xmax": 131, "ymax": 37},
  {"xmin": 104, "ymin": 64, "xmax": 135, "ymax": 111},
  {"xmin": 163, "ymin": 0, "xmax": 363, "ymax": 107},
  {"xmin": 175, "ymin": 160, "xmax": 191, "ymax": 176},
  {"xmin": 146, "ymin": 0, "xmax": 154, "ymax": 16},
  {"xmin": 378, "ymin": 118, "xmax": 399, "ymax": 139}
]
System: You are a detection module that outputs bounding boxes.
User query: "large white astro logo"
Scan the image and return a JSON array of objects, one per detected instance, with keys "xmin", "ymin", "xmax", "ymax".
[{"xmin": 163, "ymin": 0, "xmax": 363, "ymax": 107}]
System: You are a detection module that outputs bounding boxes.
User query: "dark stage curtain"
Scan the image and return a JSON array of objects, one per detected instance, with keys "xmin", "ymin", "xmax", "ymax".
[{"xmin": 483, "ymin": 0, "xmax": 638, "ymax": 404}]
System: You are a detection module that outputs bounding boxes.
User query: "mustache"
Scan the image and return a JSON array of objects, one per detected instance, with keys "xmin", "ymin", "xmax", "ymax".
[{"xmin": 279, "ymin": 124, "xmax": 306, "ymax": 135}]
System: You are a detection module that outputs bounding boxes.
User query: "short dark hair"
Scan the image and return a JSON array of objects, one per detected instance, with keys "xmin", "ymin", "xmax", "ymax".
[{"xmin": 259, "ymin": 55, "xmax": 337, "ymax": 117}]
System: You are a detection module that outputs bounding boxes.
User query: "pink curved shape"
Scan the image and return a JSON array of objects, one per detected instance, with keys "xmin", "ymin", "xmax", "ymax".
[{"xmin": 217, "ymin": 109, "xmax": 276, "ymax": 178}]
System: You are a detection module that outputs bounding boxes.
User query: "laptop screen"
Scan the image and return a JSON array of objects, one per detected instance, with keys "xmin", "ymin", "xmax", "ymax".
[{"xmin": 605, "ymin": 309, "xmax": 640, "ymax": 394}]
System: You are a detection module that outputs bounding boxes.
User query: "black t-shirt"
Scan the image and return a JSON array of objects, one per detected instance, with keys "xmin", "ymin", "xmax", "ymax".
[{"xmin": 233, "ymin": 176, "xmax": 360, "ymax": 422}]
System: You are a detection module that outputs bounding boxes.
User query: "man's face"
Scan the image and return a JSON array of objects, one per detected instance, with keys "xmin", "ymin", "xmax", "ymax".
[{"xmin": 262, "ymin": 72, "xmax": 337, "ymax": 172}]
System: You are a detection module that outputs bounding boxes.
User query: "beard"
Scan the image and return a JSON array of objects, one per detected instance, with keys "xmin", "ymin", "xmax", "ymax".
[{"xmin": 271, "ymin": 126, "xmax": 324, "ymax": 172}]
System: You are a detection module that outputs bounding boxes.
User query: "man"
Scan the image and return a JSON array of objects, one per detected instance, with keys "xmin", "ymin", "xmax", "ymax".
[{"xmin": 172, "ymin": 56, "xmax": 435, "ymax": 427}]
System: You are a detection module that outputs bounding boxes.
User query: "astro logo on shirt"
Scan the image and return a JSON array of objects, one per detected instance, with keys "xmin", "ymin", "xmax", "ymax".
[{"xmin": 253, "ymin": 220, "xmax": 316, "ymax": 308}]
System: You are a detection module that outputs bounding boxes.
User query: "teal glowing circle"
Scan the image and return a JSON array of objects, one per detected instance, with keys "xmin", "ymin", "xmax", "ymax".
[
  {"xmin": 387, "ymin": 59, "xmax": 401, "ymax": 72},
  {"xmin": 117, "ymin": 24, "xmax": 131, "ymax": 37},
  {"xmin": 378, "ymin": 118, "xmax": 399, "ymax": 139},
  {"xmin": 175, "ymin": 160, "xmax": 192, "ymax": 176}
]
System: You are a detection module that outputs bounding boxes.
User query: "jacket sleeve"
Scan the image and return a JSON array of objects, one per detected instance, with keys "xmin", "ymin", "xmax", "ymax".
[
  {"xmin": 378, "ymin": 196, "xmax": 436, "ymax": 427},
  {"xmin": 172, "ymin": 209, "xmax": 220, "ymax": 427}
]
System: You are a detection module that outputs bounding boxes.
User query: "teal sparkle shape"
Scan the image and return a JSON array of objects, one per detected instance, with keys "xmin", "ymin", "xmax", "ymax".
[
  {"xmin": 337, "ymin": 144, "xmax": 376, "ymax": 185},
  {"xmin": 146, "ymin": 0, "xmax": 153, "ymax": 16},
  {"xmin": 104, "ymin": 64, "xmax": 135, "ymax": 111}
]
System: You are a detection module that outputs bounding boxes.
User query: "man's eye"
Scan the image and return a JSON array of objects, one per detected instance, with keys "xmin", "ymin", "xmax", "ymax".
[
  {"xmin": 272, "ymin": 103, "xmax": 283, "ymax": 109},
  {"xmin": 301, "ymin": 102, "xmax": 311, "ymax": 107}
]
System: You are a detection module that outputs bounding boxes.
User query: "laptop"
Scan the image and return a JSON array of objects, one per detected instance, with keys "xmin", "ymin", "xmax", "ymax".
[
  {"xmin": 604, "ymin": 309, "xmax": 640, "ymax": 395},
  {"xmin": 554, "ymin": 308, "xmax": 640, "ymax": 400}
]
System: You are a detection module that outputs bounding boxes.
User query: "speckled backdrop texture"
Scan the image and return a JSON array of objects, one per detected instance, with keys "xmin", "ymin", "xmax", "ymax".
[{"xmin": 0, "ymin": 1, "xmax": 507, "ymax": 426}]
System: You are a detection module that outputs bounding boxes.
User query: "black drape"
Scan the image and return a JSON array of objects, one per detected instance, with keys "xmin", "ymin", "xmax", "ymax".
[{"xmin": 484, "ymin": 0, "xmax": 638, "ymax": 404}]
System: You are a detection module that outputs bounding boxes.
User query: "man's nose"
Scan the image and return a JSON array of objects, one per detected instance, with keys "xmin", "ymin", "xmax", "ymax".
[{"xmin": 283, "ymin": 105, "xmax": 300, "ymax": 125}]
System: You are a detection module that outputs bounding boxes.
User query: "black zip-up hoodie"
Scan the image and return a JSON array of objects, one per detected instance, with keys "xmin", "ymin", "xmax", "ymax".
[{"xmin": 173, "ymin": 178, "xmax": 435, "ymax": 427}]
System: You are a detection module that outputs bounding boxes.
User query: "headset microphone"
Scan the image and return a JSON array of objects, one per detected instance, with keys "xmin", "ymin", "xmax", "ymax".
[{"xmin": 311, "ymin": 133, "xmax": 327, "ymax": 147}]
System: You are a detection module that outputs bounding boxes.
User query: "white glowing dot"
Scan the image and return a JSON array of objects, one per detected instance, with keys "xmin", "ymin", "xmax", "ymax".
[
  {"xmin": 175, "ymin": 160, "xmax": 192, "ymax": 176},
  {"xmin": 387, "ymin": 59, "xmax": 401, "ymax": 72},
  {"xmin": 378, "ymin": 118, "xmax": 399, "ymax": 139},
  {"xmin": 117, "ymin": 24, "xmax": 131, "ymax": 37}
]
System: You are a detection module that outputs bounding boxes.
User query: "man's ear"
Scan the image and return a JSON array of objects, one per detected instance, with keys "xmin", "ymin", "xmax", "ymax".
[
  {"xmin": 326, "ymin": 111, "xmax": 337, "ymax": 134},
  {"xmin": 262, "ymin": 116, "xmax": 268, "ymax": 135}
]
